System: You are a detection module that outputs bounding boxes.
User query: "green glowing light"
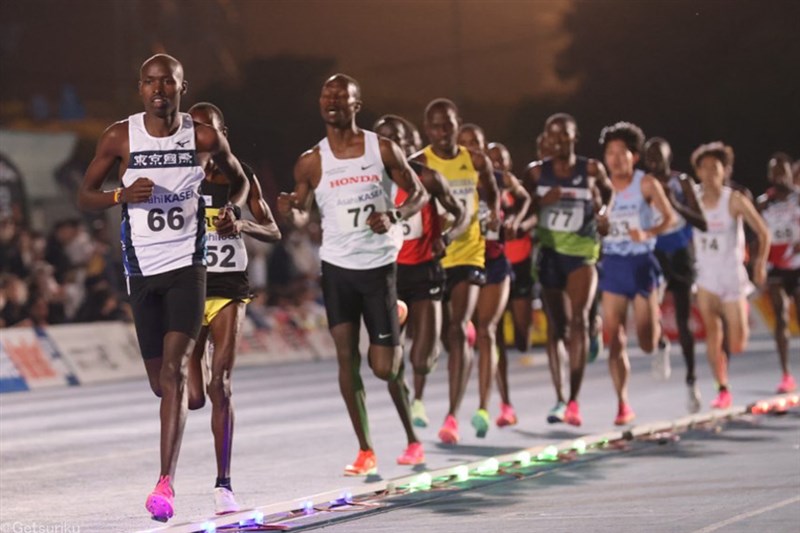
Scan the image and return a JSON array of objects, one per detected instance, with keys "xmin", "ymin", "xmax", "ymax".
[
  {"xmin": 573, "ymin": 439, "xmax": 587, "ymax": 454},
  {"xmin": 454, "ymin": 465, "xmax": 470, "ymax": 481},
  {"xmin": 537, "ymin": 445, "xmax": 559, "ymax": 461},
  {"xmin": 476, "ymin": 458, "xmax": 499, "ymax": 475},
  {"xmin": 410, "ymin": 473, "xmax": 432, "ymax": 490},
  {"xmin": 515, "ymin": 451, "xmax": 531, "ymax": 467}
]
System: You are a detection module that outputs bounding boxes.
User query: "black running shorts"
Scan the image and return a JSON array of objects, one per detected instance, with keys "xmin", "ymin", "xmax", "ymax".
[
  {"xmin": 128, "ymin": 265, "xmax": 206, "ymax": 360},
  {"xmin": 321, "ymin": 261, "xmax": 400, "ymax": 347},
  {"xmin": 397, "ymin": 260, "xmax": 446, "ymax": 303}
]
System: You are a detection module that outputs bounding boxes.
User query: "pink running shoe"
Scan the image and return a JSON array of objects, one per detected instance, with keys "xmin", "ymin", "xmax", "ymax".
[
  {"xmin": 145, "ymin": 475, "xmax": 175, "ymax": 522},
  {"xmin": 397, "ymin": 442, "xmax": 425, "ymax": 465},
  {"xmin": 711, "ymin": 389, "xmax": 732, "ymax": 409},
  {"xmin": 564, "ymin": 400, "xmax": 582, "ymax": 427},
  {"xmin": 614, "ymin": 403, "xmax": 636, "ymax": 426},
  {"xmin": 438, "ymin": 415, "xmax": 460, "ymax": 445},
  {"xmin": 496, "ymin": 403, "xmax": 518, "ymax": 427},
  {"xmin": 777, "ymin": 374, "xmax": 797, "ymax": 394}
]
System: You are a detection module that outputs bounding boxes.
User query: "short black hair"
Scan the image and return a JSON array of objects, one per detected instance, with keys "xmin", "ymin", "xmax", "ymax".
[
  {"xmin": 324, "ymin": 73, "xmax": 362, "ymax": 100},
  {"xmin": 189, "ymin": 102, "xmax": 225, "ymax": 126},
  {"xmin": 599, "ymin": 121, "xmax": 645, "ymax": 155},
  {"xmin": 373, "ymin": 114, "xmax": 405, "ymax": 131},
  {"xmin": 544, "ymin": 112, "xmax": 578, "ymax": 135},
  {"xmin": 691, "ymin": 141, "xmax": 734, "ymax": 169},
  {"xmin": 424, "ymin": 98, "xmax": 458, "ymax": 121}
]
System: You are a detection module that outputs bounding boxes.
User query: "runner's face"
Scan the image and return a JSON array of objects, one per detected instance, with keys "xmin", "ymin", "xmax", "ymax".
[
  {"xmin": 604, "ymin": 139, "xmax": 637, "ymax": 179},
  {"xmin": 376, "ymin": 120, "xmax": 410, "ymax": 156},
  {"xmin": 425, "ymin": 107, "xmax": 458, "ymax": 153},
  {"xmin": 139, "ymin": 60, "xmax": 184, "ymax": 117},
  {"xmin": 696, "ymin": 155, "xmax": 725, "ymax": 189},
  {"xmin": 543, "ymin": 119, "xmax": 575, "ymax": 159},
  {"xmin": 319, "ymin": 81, "xmax": 359, "ymax": 127},
  {"xmin": 767, "ymin": 157, "xmax": 792, "ymax": 188},
  {"xmin": 457, "ymin": 128, "xmax": 485, "ymax": 153},
  {"xmin": 644, "ymin": 141, "xmax": 670, "ymax": 176},
  {"xmin": 488, "ymin": 146, "xmax": 511, "ymax": 171}
]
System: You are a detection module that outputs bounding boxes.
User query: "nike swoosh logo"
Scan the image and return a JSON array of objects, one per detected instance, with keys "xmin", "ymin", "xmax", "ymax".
[
  {"xmin": 379, "ymin": 333, "xmax": 392, "ymax": 339},
  {"xmin": 176, "ymin": 140, "xmax": 189, "ymax": 147},
  {"xmin": 429, "ymin": 287, "xmax": 441, "ymax": 294},
  {"xmin": 361, "ymin": 164, "xmax": 374, "ymax": 170}
]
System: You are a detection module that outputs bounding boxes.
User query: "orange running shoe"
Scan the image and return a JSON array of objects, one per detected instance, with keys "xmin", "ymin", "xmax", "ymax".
[
  {"xmin": 777, "ymin": 374, "xmax": 797, "ymax": 394},
  {"xmin": 614, "ymin": 402, "xmax": 636, "ymax": 426},
  {"xmin": 344, "ymin": 449, "xmax": 377, "ymax": 476},
  {"xmin": 564, "ymin": 400, "xmax": 582, "ymax": 427}
]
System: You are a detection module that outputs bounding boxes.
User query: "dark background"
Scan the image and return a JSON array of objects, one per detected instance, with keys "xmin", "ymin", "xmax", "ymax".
[{"xmin": 2, "ymin": 0, "xmax": 798, "ymax": 198}]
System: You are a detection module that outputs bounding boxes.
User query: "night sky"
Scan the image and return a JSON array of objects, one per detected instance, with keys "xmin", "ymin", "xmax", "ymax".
[{"xmin": 1, "ymin": 0, "xmax": 798, "ymax": 194}]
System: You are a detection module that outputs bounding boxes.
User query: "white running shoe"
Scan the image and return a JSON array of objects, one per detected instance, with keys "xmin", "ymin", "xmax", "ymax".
[
  {"xmin": 652, "ymin": 339, "xmax": 671, "ymax": 381},
  {"xmin": 687, "ymin": 383, "xmax": 701, "ymax": 414},
  {"xmin": 214, "ymin": 487, "xmax": 240, "ymax": 515}
]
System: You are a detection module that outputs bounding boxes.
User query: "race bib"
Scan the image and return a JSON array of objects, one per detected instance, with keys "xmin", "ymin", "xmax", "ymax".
[
  {"xmin": 401, "ymin": 211, "xmax": 424, "ymax": 240},
  {"xmin": 540, "ymin": 204, "xmax": 584, "ymax": 233},
  {"xmin": 205, "ymin": 207, "xmax": 248, "ymax": 272},
  {"xmin": 335, "ymin": 190, "xmax": 387, "ymax": 233},
  {"xmin": 478, "ymin": 200, "xmax": 500, "ymax": 240},
  {"xmin": 605, "ymin": 209, "xmax": 641, "ymax": 242},
  {"xmin": 763, "ymin": 205, "xmax": 796, "ymax": 245}
]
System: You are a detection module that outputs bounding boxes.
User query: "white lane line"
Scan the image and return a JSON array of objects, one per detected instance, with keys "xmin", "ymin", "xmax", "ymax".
[{"xmin": 691, "ymin": 495, "xmax": 800, "ymax": 533}]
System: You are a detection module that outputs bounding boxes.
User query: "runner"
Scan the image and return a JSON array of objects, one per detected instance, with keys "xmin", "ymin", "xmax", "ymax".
[
  {"xmin": 458, "ymin": 124, "xmax": 530, "ymax": 436},
  {"xmin": 277, "ymin": 74, "xmax": 427, "ymax": 474},
  {"xmin": 487, "ymin": 141, "xmax": 536, "ymax": 427},
  {"xmin": 77, "ymin": 54, "xmax": 249, "ymax": 522},
  {"xmin": 691, "ymin": 141, "xmax": 770, "ymax": 409},
  {"xmin": 414, "ymin": 98, "xmax": 499, "ymax": 444},
  {"xmin": 186, "ymin": 102, "xmax": 281, "ymax": 514},
  {"xmin": 644, "ymin": 137, "xmax": 708, "ymax": 412},
  {"xmin": 527, "ymin": 113, "xmax": 612, "ymax": 426},
  {"xmin": 756, "ymin": 152, "xmax": 798, "ymax": 393},
  {"xmin": 373, "ymin": 114, "xmax": 469, "ymax": 428},
  {"xmin": 596, "ymin": 121, "xmax": 674, "ymax": 426}
]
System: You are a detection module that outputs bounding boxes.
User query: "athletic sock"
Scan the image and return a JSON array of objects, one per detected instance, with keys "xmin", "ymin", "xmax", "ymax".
[{"xmin": 215, "ymin": 477, "xmax": 232, "ymax": 491}]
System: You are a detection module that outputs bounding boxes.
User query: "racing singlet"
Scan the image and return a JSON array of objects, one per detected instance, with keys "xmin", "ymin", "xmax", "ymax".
[
  {"xmin": 396, "ymin": 160, "xmax": 441, "ymax": 265},
  {"xmin": 504, "ymin": 186, "xmax": 533, "ymax": 264},
  {"xmin": 759, "ymin": 187, "xmax": 800, "ymax": 270},
  {"xmin": 655, "ymin": 172, "xmax": 693, "ymax": 253},
  {"xmin": 201, "ymin": 165, "xmax": 251, "ymax": 300},
  {"xmin": 695, "ymin": 186, "xmax": 746, "ymax": 273},
  {"xmin": 423, "ymin": 145, "xmax": 485, "ymax": 269},
  {"xmin": 315, "ymin": 130, "xmax": 400, "ymax": 270},
  {"xmin": 603, "ymin": 169, "xmax": 656, "ymax": 257},
  {"xmin": 536, "ymin": 156, "xmax": 599, "ymax": 260},
  {"xmin": 120, "ymin": 112, "xmax": 206, "ymax": 277},
  {"xmin": 479, "ymin": 170, "xmax": 505, "ymax": 261}
]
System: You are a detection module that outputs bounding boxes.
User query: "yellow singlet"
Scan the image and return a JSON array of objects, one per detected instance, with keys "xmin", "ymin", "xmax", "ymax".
[{"xmin": 423, "ymin": 145, "xmax": 485, "ymax": 269}]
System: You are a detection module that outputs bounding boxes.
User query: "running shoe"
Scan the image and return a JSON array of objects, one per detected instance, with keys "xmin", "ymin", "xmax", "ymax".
[
  {"xmin": 411, "ymin": 399, "xmax": 429, "ymax": 428},
  {"xmin": 145, "ymin": 475, "xmax": 175, "ymax": 522},
  {"xmin": 438, "ymin": 415, "xmax": 460, "ymax": 445},
  {"xmin": 687, "ymin": 383, "xmax": 701, "ymax": 414},
  {"xmin": 397, "ymin": 442, "xmax": 425, "ymax": 465},
  {"xmin": 214, "ymin": 487, "xmax": 240, "ymax": 515},
  {"xmin": 344, "ymin": 449, "xmax": 377, "ymax": 476},
  {"xmin": 495, "ymin": 403, "xmax": 518, "ymax": 427},
  {"xmin": 547, "ymin": 401, "xmax": 567, "ymax": 424},
  {"xmin": 614, "ymin": 402, "xmax": 636, "ymax": 426},
  {"xmin": 564, "ymin": 400, "xmax": 582, "ymax": 426},
  {"xmin": 710, "ymin": 389, "xmax": 732, "ymax": 409},
  {"xmin": 777, "ymin": 374, "xmax": 797, "ymax": 394},
  {"xmin": 471, "ymin": 409, "xmax": 490, "ymax": 438},
  {"xmin": 588, "ymin": 331, "xmax": 603, "ymax": 363},
  {"xmin": 652, "ymin": 338, "xmax": 671, "ymax": 381}
]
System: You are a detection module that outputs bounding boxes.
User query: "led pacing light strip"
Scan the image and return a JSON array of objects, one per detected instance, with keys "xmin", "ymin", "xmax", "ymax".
[{"xmin": 140, "ymin": 393, "xmax": 800, "ymax": 533}]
